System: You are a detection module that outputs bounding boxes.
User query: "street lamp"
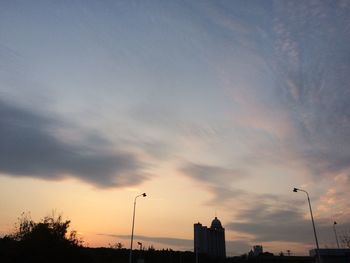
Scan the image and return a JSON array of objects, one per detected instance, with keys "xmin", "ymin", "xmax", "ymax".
[
  {"xmin": 333, "ymin": 221, "xmax": 340, "ymax": 248},
  {"xmin": 129, "ymin": 193, "xmax": 147, "ymax": 263},
  {"xmin": 293, "ymin": 188, "xmax": 322, "ymax": 263}
]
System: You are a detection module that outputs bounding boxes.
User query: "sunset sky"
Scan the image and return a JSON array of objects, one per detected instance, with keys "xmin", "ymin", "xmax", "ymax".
[{"xmin": 1, "ymin": 0, "xmax": 350, "ymax": 256}]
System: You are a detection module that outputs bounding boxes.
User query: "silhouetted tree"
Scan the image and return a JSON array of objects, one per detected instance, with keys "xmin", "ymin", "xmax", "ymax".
[
  {"xmin": 148, "ymin": 244, "xmax": 155, "ymax": 251},
  {"xmin": 341, "ymin": 230, "xmax": 350, "ymax": 248},
  {"xmin": 10, "ymin": 212, "xmax": 82, "ymax": 246},
  {"xmin": 1, "ymin": 212, "xmax": 84, "ymax": 263},
  {"xmin": 109, "ymin": 242, "xmax": 124, "ymax": 249}
]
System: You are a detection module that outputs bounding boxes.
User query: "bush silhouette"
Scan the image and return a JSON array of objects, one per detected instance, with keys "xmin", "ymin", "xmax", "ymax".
[
  {"xmin": 13, "ymin": 213, "xmax": 81, "ymax": 246},
  {"xmin": 1, "ymin": 212, "xmax": 85, "ymax": 263}
]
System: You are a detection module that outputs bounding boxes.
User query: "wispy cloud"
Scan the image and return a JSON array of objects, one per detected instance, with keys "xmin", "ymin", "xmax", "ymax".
[
  {"xmin": 107, "ymin": 234, "xmax": 193, "ymax": 249},
  {"xmin": 180, "ymin": 162, "xmax": 247, "ymax": 204},
  {"xmin": 205, "ymin": 0, "xmax": 350, "ymax": 186},
  {"xmin": 271, "ymin": 0, "xmax": 350, "ymax": 182},
  {"xmin": 181, "ymin": 162, "xmax": 247, "ymax": 185},
  {"xmin": 228, "ymin": 203, "xmax": 350, "ymax": 245}
]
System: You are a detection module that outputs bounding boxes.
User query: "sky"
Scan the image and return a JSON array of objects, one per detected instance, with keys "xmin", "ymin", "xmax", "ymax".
[{"xmin": 1, "ymin": 0, "xmax": 350, "ymax": 256}]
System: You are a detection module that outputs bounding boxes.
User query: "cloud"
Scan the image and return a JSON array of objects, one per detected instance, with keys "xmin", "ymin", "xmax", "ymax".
[
  {"xmin": 109, "ymin": 234, "xmax": 193, "ymax": 249},
  {"xmin": 270, "ymin": 0, "xmax": 350, "ymax": 180},
  {"xmin": 176, "ymin": 4, "xmax": 350, "ymax": 253},
  {"xmin": 0, "ymin": 99, "xmax": 148, "ymax": 188},
  {"xmin": 179, "ymin": 162, "xmax": 302, "ymax": 208},
  {"xmin": 180, "ymin": 162, "xmax": 248, "ymax": 204},
  {"xmin": 179, "ymin": 155, "xmax": 349, "ymax": 247},
  {"xmin": 227, "ymin": 203, "xmax": 350, "ymax": 245},
  {"xmin": 100, "ymin": 233, "xmax": 251, "ymax": 255},
  {"xmin": 206, "ymin": 0, "xmax": 350, "ymax": 189},
  {"xmin": 181, "ymin": 162, "xmax": 246, "ymax": 185},
  {"xmin": 227, "ymin": 240, "xmax": 251, "ymax": 256}
]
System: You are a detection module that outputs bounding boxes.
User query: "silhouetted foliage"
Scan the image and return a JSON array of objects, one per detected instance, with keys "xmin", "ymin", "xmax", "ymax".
[
  {"xmin": 0, "ymin": 213, "xmax": 315, "ymax": 263},
  {"xmin": 341, "ymin": 230, "xmax": 350, "ymax": 248},
  {"xmin": 0, "ymin": 212, "xmax": 85, "ymax": 263},
  {"xmin": 148, "ymin": 244, "xmax": 155, "ymax": 251},
  {"xmin": 11, "ymin": 212, "xmax": 81, "ymax": 246},
  {"xmin": 109, "ymin": 242, "xmax": 124, "ymax": 249}
]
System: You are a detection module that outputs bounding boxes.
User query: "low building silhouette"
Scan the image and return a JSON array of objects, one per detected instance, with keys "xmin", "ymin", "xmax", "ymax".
[
  {"xmin": 248, "ymin": 245, "xmax": 263, "ymax": 257},
  {"xmin": 310, "ymin": 248, "xmax": 350, "ymax": 263},
  {"xmin": 253, "ymin": 245, "xmax": 263, "ymax": 256},
  {"xmin": 194, "ymin": 217, "xmax": 226, "ymax": 258}
]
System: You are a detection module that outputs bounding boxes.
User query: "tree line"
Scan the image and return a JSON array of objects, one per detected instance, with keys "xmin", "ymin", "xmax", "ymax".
[{"xmin": 1, "ymin": 212, "xmax": 349, "ymax": 263}]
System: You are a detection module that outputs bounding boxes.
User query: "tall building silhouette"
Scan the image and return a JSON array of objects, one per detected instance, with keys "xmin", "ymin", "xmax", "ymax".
[{"xmin": 194, "ymin": 217, "xmax": 226, "ymax": 258}]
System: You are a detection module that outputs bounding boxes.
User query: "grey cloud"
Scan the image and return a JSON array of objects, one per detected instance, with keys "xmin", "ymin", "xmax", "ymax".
[
  {"xmin": 227, "ymin": 204, "xmax": 350, "ymax": 245},
  {"xmin": 110, "ymin": 234, "xmax": 193, "ymax": 248},
  {"xmin": 227, "ymin": 240, "xmax": 251, "ymax": 256},
  {"xmin": 181, "ymin": 162, "xmax": 246, "ymax": 186},
  {"xmin": 100, "ymin": 234, "xmax": 249, "ymax": 255},
  {"xmin": 0, "ymin": 99, "xmax": 147, "ymax": 188},
  {"xmin": 137, "ymin": 140, "xmax": 173, "ymax": 161},
  {"xmin": 180, "ymin": 162, "xmax": 248, "ymax": 204},
  {"xmin": 237, "ymin": 207, "xmax": 300, "ymax": 225},
  {"xmin": 206, "ymin": 185, "xmax": 246, "ymax": 204}
]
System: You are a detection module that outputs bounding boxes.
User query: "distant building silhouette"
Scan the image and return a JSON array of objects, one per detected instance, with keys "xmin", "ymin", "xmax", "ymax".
[
  {"xmin": 310, "ymin": 248, "xmax": 350, "ymax": 263},
  {"xmin": 194, "ymin": 217, "xmax": 226, "ymax": 258},
  {"xmin": 253, "ymin": 245, "xmax": 263, "ymax": 256},
  {"xmin": 248, "ymin": 245, "xmax": 263, "ymax": 257}
]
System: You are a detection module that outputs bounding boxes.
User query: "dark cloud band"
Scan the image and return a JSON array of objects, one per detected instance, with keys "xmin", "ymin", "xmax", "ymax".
[{"xmin": 0, "ymin": 99, "xmax": 147, "ymax": 188}]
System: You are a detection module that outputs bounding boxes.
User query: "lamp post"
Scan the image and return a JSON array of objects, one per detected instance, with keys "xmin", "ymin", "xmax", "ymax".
[
  {"xmin": 129, "ymin": 193, "xmax": 147, "ymax": 263},
  {"xmin": 293, "ymin": 188, "xmax": 321, "ymax": 263},
  {"xmin": 333, "ymin": 221, "xmax": 340, "ymax": 248}
]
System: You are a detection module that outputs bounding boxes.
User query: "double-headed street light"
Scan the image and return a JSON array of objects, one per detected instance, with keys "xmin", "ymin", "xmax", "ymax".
[
  {"xmin": 293, "ymin": 188, "xmax": 321, "ymax": 263},
  {"xmin": 129, "ymin": 193, "xmax": 147, "ymax": 263}
]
